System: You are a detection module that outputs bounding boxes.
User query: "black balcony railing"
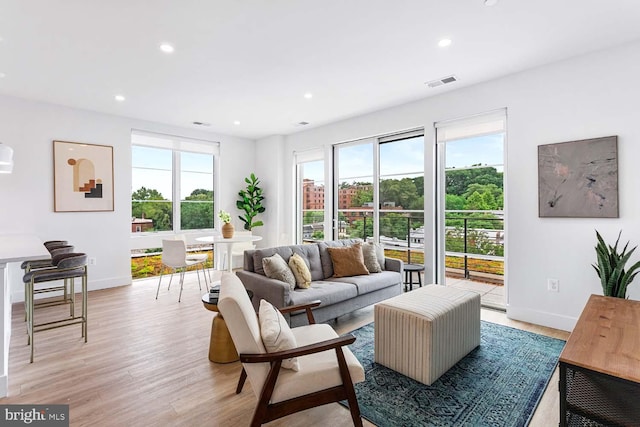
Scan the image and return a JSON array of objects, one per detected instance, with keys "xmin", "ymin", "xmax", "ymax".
[
  {"xmin": 444, "ymin": 213, "xmax": 504, "ymax": 279},
  {"xmin": 339, "ymin": 210, "xmax": 503, "ymax": 279},
  {"xmin": 310, "ymin": 209, "xmax": 504, "ymax": 281}
]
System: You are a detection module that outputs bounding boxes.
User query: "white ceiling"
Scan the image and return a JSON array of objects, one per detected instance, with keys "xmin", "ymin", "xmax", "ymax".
[{"xmin": 1, "ymin": 1, "xmax": 640, "ymax": 140}]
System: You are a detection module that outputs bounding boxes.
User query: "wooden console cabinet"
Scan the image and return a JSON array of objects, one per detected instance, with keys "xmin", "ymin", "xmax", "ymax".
[{"xmin": 559, "ymin": 294, "xmax": 640, "ymax": 426}]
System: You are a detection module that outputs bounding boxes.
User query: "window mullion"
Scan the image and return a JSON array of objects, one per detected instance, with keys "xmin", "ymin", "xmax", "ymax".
[
  {"xmin": 173, "ymin": 150, "xmax": 181, "ymax": 232},
  {"xmin": 373, "ymin": 142, "xmax": 380, "ymax": 242}
]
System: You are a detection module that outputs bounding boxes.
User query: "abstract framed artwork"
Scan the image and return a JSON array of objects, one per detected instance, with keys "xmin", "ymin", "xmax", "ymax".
[
  {"xmin": 538, "ymin": 135, "xmax": 618, "ymax": 218},
  {"xmin": 53, "ymin": 140, "xmax": 114, "ymax": 212}
]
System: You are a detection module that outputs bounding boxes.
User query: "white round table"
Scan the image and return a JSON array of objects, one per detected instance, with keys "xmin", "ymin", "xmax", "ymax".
[{"xmin": 196, "ymin": 235, "xmax": 262, "ymax": 272}]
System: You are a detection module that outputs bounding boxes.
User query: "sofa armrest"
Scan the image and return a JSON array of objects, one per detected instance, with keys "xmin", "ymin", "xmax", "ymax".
[
  {"xmin": 384, "ymin": 257, "xmax": 404, "ymax": 273},
  {"xmin": 235, "ymin": 270, "xmax": 291, "ymax": 311}
]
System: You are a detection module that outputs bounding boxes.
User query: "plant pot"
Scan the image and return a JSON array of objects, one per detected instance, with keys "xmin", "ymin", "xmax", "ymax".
[{"xmin": 221, "ymin": 223, "xmax": 234, "ymax": 239}]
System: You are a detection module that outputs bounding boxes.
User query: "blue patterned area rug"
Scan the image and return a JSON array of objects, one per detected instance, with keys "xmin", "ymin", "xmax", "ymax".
[{"xmin": 340, "ymin": 321, "xmax": 565, "ymax": 427}]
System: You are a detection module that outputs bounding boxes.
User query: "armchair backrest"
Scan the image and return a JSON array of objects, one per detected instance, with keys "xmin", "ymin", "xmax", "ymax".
[{"xmin": 218, "ymin": 272, "xmax": 269, "ymax": 397}]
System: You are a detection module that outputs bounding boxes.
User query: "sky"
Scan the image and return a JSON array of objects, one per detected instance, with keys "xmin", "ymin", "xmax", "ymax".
[
  {"xmin": 132, "ymin": 132, "xmax": 504, "ymax": 200},
  {"xmin": 303, "ymin": 133, "xmax": 504, "ymax": 183},
  {"xmin": 132, "ymin": 146, "xmax": 213, "ymax": 200}
]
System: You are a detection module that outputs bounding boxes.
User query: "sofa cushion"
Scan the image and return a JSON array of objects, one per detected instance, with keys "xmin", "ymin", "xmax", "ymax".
[
  {"xmin": 318, "ymin": 239, "xmax": 362, "ymax": 279},
  {"xmin": 262, "ymin": 253, "xmax": 296, "ymax": 290},
  {"xmin": 374, "ymin": 243, "xmax": 386, "ymax": 270},
  {"xmin": 288, "ymin": 253, "xmax": 312, "ymax": 289},
  {"xmin": 291, "ymin": 244, "xmax": 323, "ymax": 281},
  {"xmin": 327, "ymin": 242, "xmax": 370, "ymax": 278},
  {"xmin": 258, "ymin": 299, "xmax": 300, "ymax": 371},
  {"xmin": 288, "ymin": 281, "xmax": 358, "ymax": 307},
  {"xmin": 253, "ymin": 247, "xmax": 294, "ymax": 276},
  {"xmin": 327, "ymin": 270, "xmax": 401, "ymax": 295},
  {"xmin": 362, "ymin": 242, "xmax": 383, "ymax": 273}
]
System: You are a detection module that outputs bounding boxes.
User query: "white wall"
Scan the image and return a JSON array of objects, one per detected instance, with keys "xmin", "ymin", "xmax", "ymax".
[
  {"xmin": 0, "ymin": 95, "xmax": 255, "ymax": 301},
  {"xmin": 278, "ymin": 40, "xmax": 640, "ymax": 331},
  {"xmin": 254, "ymin": 134, "xmax": 287, "ymax": 250}
]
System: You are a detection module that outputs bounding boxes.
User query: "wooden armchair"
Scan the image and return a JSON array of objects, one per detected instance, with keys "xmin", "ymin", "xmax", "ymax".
[{"xmin": 218, "ymin": 272, "xmax": 364, "ymax": 427}]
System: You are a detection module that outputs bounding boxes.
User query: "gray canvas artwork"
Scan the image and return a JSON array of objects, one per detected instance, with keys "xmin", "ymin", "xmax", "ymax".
[{"xmin": 538, "ymin": 136, "xmax": 618, "ymax": 218}]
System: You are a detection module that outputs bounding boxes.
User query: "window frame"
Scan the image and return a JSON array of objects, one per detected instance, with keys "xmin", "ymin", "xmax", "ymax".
[
  {"xmin": 131, "ymin": 130, "xmax": 220, "ymax": 237},
  {"xmin": 294, "ymin": 149, "xmax": 325, "ymax": 244}
]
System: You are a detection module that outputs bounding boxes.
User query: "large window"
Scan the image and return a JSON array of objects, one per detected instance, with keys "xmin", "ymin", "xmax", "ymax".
[
  {"xmin": 131, "ymin": 131, "xmax": 218, "ymax": 234},
  {"xmin": 180, "ymin": 152, "xmax": 215, "ymax": 230},
  {"xmin": 293, "ymin": 131, "xmax": 425, "ymax": 257},
  {"xmin": 435, "ymin": 109, "xmax": 506, "ymax": 308},
  {"xmin": 333, "ymin": 130, "xmax": 425, "ymax": 262},
  {"xmin": 334, "ymin": 141, "xmax": 375, "ymax": 241},
  {"xmin": 379, "ymin": 134, "xmax": 424, "ymax": 264}
]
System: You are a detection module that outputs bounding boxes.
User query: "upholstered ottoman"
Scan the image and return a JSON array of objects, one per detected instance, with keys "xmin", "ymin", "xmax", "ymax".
[{"xmin": 374, "ymin": 285, "xmax": 481, "ymax": 385}]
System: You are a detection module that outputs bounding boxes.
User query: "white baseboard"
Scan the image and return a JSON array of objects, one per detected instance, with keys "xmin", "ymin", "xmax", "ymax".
[{"xmin": 506, "ymin": 305, "xmax": 577, "ymax": 332}]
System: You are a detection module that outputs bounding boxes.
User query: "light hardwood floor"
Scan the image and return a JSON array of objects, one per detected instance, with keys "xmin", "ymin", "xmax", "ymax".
[{"xmin": 1, "ymin": 273, "xmax": 569, "ymax": 426}]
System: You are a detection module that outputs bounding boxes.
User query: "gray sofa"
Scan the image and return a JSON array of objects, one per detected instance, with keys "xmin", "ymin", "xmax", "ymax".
[{"xmin": 236, "ymin": 239, "xmax": 403, "ymax": 327}]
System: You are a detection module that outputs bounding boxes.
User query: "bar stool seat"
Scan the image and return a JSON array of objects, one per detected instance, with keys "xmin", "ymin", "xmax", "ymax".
[
  {"xmin": 404, "ymin": 263, "xmax": 424, "ymax": 291},
  {"xmin": 21, "ymin": 244, "xmax": 76, "ymax": 319},
  {"xmin": 23, "ymin": 252, "xmax": 88, "ymax": 363}
]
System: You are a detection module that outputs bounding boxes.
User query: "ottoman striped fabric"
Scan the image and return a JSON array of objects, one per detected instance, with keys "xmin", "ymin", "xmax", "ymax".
[{"xmin": 374, "ymin": 285, "xmax": 481, "ymax": 385}]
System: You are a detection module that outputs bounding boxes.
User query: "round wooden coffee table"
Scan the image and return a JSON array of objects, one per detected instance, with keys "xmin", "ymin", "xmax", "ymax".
[
  {"xmin": 202, "ymin": 290, "xmax": 252, "ymax": 363},
  {"xmin": 202, "ymin": 293, "xmax": 237, "ymax": 363}
]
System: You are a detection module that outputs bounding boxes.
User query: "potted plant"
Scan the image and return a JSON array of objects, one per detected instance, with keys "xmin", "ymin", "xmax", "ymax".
[
  {"xmin": 592, "ymin": 230, "xmax": 640, "ymax": 298},
  {"xmin": 218, "ymin": 209, "xmax": 234, "ymax": 238},
  {"xmin": 236, "ymin": 173, "xmax": 265, "ymax": 231}
]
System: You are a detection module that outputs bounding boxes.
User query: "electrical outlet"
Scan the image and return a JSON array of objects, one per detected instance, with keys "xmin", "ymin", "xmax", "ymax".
[
  {"xmin": 89, "ymin": 257, "xmax": 97, "ymax": 266},
  {"xmin": 547, "ymin": 278, "xmax": 559, "ymax": 292}
]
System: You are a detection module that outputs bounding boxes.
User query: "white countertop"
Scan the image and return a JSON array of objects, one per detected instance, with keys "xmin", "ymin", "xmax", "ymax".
[{"xmin": 0, "ymin": 234, "xmax": 49, "ymax": 263}]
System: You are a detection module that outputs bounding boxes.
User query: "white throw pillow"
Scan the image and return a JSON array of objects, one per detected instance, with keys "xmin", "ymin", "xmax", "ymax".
[
  {"xmin": 288, "ymin": 253, "xmax": 312, "ymax": 289},
  {"xmin": 362, "ymin": 242, "xmax": 382, "ymax": 273},
  {"xmin": 262, "ymin": 253, "xmax": 296, "ymax": 290},
  {"xmin": 258, "ymin": 299, "xmax": 300, "ymax": 371}
]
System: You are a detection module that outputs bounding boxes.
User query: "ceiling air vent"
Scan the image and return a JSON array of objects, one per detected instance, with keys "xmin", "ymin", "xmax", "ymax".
[
  {"xmin": 297, "ymin": 121, "xmax": 310, "ymax": 126},
  {"xmin": 192, "ymin": 121, "xmax": 211, "ymax": 127},
  {"xmin": 425, "ymin": 75, "xmax": 458, "ymax": 88}
]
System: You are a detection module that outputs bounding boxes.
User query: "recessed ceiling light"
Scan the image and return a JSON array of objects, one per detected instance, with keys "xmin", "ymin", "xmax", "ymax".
[
  {"xmin": 484, "ymin": 0, "xmax": 498, "ymax": 6},
  {"xmin": 233, "ymin": 120, "xmax": 240, "ymax": 125},
  {"xmin": 304, "ymin": 93, "xmax": 313, "ymax": 99},
  {"xmin": 114, "ymin": 94, "xmax": 126, "ymax": 102},
  {"xmin": 159, "ymin": 43, "xmax": 175, "ymax": 53},
  {"xmin": 0, "ymin": 73, "xmax": 5, "ymax": 79},
  {"xmin": 438, "ymin": 39, "xmax": 452, "ymax": 48}
]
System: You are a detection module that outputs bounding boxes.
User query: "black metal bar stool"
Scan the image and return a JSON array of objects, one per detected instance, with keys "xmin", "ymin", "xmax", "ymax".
[
  {"xmin": 404, "ymin": 264, "xmax": 424, "ymax": 291},
  {"xmin": 23, "ymin": 252, "xmax": 88, "ymax": 363},
  {"xmin": 21, "ymin": 240, "xmax": 70, "ymax": 272},
  {"xmin": 21, "ymin": 243, "xmax": 76, "ymax": 319}
]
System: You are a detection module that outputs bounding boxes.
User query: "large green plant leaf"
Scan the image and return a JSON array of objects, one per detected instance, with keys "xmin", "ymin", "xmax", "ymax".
[
  {"xmin": 236, "ymin": 173, "xmax": 265, "ymax": 231},
  {"xmin": 593, "ymin": 230, "xmax": 639, "ymax": 298}
]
